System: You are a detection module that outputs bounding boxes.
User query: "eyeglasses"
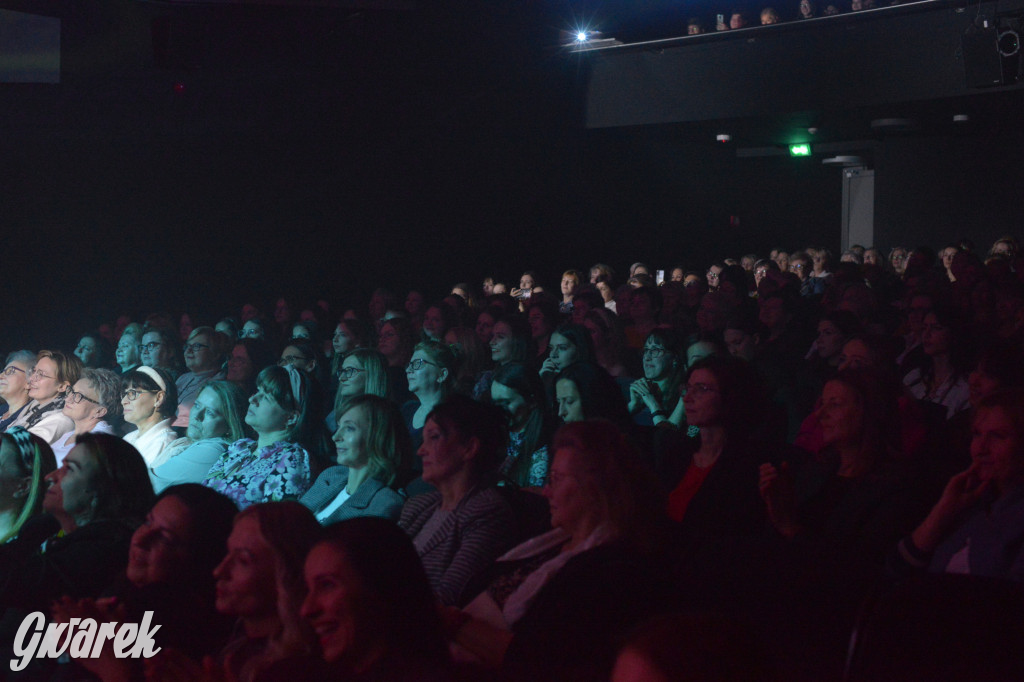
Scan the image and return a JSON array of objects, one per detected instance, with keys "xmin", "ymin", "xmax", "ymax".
[
  {"xmin": 686, "ymin": 382, "xmax": 718, "ymax": 396},
  {"xmin": 123, "ymin": 388, "xmax": 156, "ymax": 401},
  {"xmin": 338, "ymin": 366, "xmax": 366, "ymax": 381},
  {"xmin": 642, "ymin": 347, "xmax": 668, "ymax": 359},
  {"xmin": 66, "ymin": 388, "xmax": 102, "ymax": 406},
  {"xmin": 27, "ymin": 369, "xmax": 53, "ymax": 381},
  {"xmin": 183, "ymin": 342, "xmax": 210, "ymax": 354},
  {"xmin": 2, "ymin": 366, "xmax": 26, "ymax": 377},
  {"xmin": 238, "ymin": 328, "xmax": 262, "ymax": 339},
  {"xmin": 279, "ymin": 354, "xmax": 308, "ymax": 366},
  {"xmin": 706, "ymin": 271, "xmax": 720, "ymax": 280},
  {"xmin": 137, "ymin": 342, "xmax": 164, "ymax": 353},
  {"xmin": 406, "ymin": 358, "xmax": 440, "ymax": 371}
]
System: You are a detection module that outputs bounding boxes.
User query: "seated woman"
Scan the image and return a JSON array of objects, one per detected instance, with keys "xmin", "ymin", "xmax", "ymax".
[
  {"xmin": 655, "ymin": 356, "xmax": 769, "ymax": 541},
  {"xmin": 328, "ymin": 317, "xmax": 372, "ymax": 398},
  {"xmin": 583, "ymin": 308, "xmax": 633, "ymax": 380},
  {"xmin": 204, "ymin": 366, "xmax": 330, "ymax": 508},
  {"xmin": 475, "ymin": 306, "xmax": 501, "ymax": 346},
  {"xmin": 445, "ymin": 326, "xmax": 492, "ymax": 397},
  {"xmin": 760, "ymin": 368, "xmax": 927, "ymax": 566},
  {"xmin": 73, "ymin": 332, "xmax": 112, "ymax": 369},
  {"xmin": 151, "ymin": 380, "xmax": 251, "ymax": 493},
  {"xmin": 491, "ymin": 362, "xmax": 555, "ymax": 488},
  {"xmin": 377, "ymin": 317, "xmax": 416, "ymax": 405},
  {"xmin": 208, "ymin": 502, "xmax": 321, "ymax": 681},
  {"xmin": 0, "ymin": 428, "xmax": 55, "ymax": 544},
  {"xmin": 298, "ymin": 517, "xmax": 452, "ymax": 678},
  {"xmin": 139, "ymin": 324, "xmax": 185, "ymax": 380},
  {"xmin": 526, "ymin": 296, "xmax": 560, "ymax": 360},
  {"xmin": 227, "ymin": 338, "xmax": 277, "ymax": 397},
  {"xmin": 555, "ymin": 361, "xmax": 631, "ymax": 429},
  {"xmin": 449, "ymin": 421, "xmax": 665, "ymax": 681},
  {"xmin": 53, "ymin": 367, "xmax": 121, "ymax": 465},
  {"xmin": 538, "ymin": 323, "xmax": 596, "ymax": 404},
  {"xmin": 0, "ymin": 350, "xmax": 36, "ymax": 431},
  {"xmin": 174, "ymin": 326, "xmax": 229, "ymax": 429},
  {"xmin": 115, "ymin": 323, "xmax": 144, "ymax": 375},
  {"xmin": 12, "ymin": 350, "xmax": 81, "ymax": 444},
  {"xmin": 327, "ymin": 348, "xmax": 389, "ymax": 433},
  {"xmin": 893, "ymin": 388, "xmax": 1024, "ymax": 581},
  {"xmin": 474, "ymin": 313, "xmax": 533, "ymax": 400},
  {"xmin": 902, "ymin": 303, "xmax": 972, "ymax": 419},
  {"xmin": 403, "ymin": 340, "xmax": 458, "ymax": 453},
  {"xmin": 628, "ymin": 329, "xmax": 685, "ymax": 427},
  {"xmin": 301, "ymin": 394, "xmax": 412, "ymax": 524},
  {"xmin": 799, "ymin": 310, "xmax": 862, "ymax": 411},
  {"xmin": 279, "ymin": 339, "xmax": 327, "ymax": 388},
  {"xmin": 0, "ymin": 433, "xmax": 153, "ymax": 615},
  {"xmin": 625, "ymin": 287, "xmax": 662, "ymax": 349},
  {"xmin": 399, "ymin": 395, "xmax": 517, "ymax": 606},
  {"xmin": 422, "ymin": 301, "xmax": 458, "ymax": 342},
  {"xmin": 54, "ymin": 484, "xmax": 239, "ymax": 679},
  {"xmin": 123, "ymin": 366, "xmax": 180, "ymax": 469}
]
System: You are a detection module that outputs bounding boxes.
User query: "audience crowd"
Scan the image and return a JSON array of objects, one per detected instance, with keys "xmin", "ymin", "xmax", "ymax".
[
  {"xmin": 2, "ymin": 235, "xmax": 1024, "ymax": 681},
  {"xmin": 685, "ymin": 0, "xmax": 901, "ymax": 34}
]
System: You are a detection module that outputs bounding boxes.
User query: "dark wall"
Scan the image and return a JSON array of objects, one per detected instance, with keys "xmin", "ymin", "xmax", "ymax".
[{"xmin": 874, "ymin": 128, "xmax": 1024, "ymax": 253}]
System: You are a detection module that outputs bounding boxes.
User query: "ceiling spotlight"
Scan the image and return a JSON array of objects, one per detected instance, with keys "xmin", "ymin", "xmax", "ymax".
[{"xmin": 576, "ymin": 31, "xmax": 588, "ymax": 42}]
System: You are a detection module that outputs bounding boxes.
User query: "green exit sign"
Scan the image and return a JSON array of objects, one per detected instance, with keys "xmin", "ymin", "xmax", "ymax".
[{"xmin": 789, "ymin": 144, "xmax": 811, "ymax": 157}]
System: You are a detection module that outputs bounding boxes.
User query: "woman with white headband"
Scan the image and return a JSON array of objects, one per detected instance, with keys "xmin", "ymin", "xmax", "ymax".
[
  {"xmin": 203, "ymin": 365, "xmax": 330, "ymax": 510},
  {"xmin": 121, "ymin": 366, "xmax": 179, "ymax": 468}
]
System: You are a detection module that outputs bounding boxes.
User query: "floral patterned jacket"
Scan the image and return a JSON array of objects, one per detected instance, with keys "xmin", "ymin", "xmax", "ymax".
[{"xmin": 203, "ymin": 439, "xmax": 311, "ymax": 509}]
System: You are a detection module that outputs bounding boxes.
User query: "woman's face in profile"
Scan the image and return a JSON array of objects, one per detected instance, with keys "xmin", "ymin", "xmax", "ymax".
[
  {"xmin": 816, "ymin": 380, "xmax": 863, "ymax": 448},
  {"xmin": 213, "ymin": 516, "xmax": 277, "ymax": 618},
  {"xmin": 338, "ymin": 356, "xmax": 367, "ymax": 398},
  {"xmin": 301, "ymin": 543, "xmax": 364, "ymax": 663},
  {"xmin": 45, "ymin": 443, "xmax": 99, "ymax": 520},
  {"xmin": 126, "ymin": 495, "xmax": 194, "ymax": 588},
  {"xmin": 490, "ymin": 322, "xmax": 514, "ymax": 364},
  {"xmin": 333, "ymin": 404, "xmax": 370, "ymax": 469},
  {"xmin": 418, "ymin": 418, "xmax": 473, "ymax": 487},
  {"xmin": 333, "ymin": 324, "xmax": 354, "ymax": 356},
  {"xmin": 971, "ymin": 407, "xmax": 1024, "ymax": 487},
  {"xmin": 0, "ymin": 440, "xmax": 29, "ymax": 509}
]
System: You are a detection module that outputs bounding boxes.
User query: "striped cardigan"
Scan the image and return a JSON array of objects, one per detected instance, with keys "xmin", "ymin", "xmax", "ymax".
[{"xmin": 399, "ymin": 484, "xmax": 517, "ymax": 607}]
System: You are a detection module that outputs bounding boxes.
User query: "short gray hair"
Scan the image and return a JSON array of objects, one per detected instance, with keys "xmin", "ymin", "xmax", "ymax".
[
  {"xmin": 81, "ymin": 368, "xmax": 123, "ymax": 418},
  {"xmin": 5, "ymin": 350, "xmax": 35, "ymax": 368}
]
